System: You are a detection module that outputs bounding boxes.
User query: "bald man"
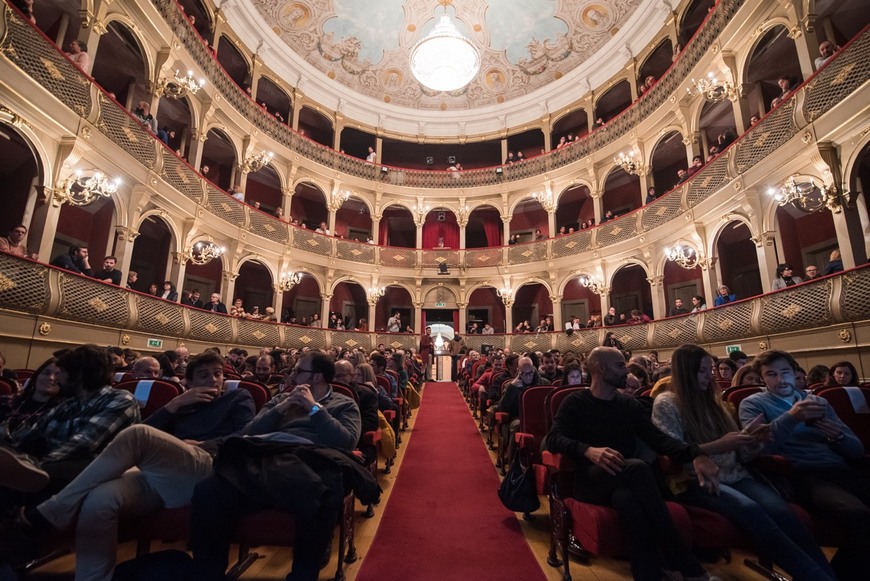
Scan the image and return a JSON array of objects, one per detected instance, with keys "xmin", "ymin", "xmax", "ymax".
[
  {"xmin": 130, "ymin": 356, "xmax": 160, "ymax": 380},
  {"xmin": 545, "ymin": 347, "xmax": 720, "ymax": 580}
]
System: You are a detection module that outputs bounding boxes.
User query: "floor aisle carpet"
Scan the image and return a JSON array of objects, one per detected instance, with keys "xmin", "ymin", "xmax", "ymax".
[{"xmin": 355, "ymin": 382, "xmax": 547, "ymax": 581}]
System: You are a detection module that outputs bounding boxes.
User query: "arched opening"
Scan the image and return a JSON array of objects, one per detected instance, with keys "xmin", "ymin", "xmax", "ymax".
[
  {"xmin": 562, "ymin": 277, "xmax": 602, "ymax": 326},
  {"xmin": 552, "ymin": 110, "xmax": 589, "ymax": 147},
  {"xmin": 335, "ymin": 196, "xmax": 371, "ymax": 242},
  {"xmin": 182, "ymin": 255, "xmax": 223, "ymax": 302},
  {"xmin": 649, "ymin": 131, "xmax": 685, "ymax": 195},
  {"xmin": 422, "ymin": 209, "xmax": 459, "ymax": 249},
  {"xmin": 281, "ymin": 273, "xmax": 321, "ymax": 325},
  {"xmin": 698, "ymin": 99, "xmax": 737, "ymax": 159},
  {"xmin": 744, "ymin": 25, "xmax": 803, "ymax": 115},
  {"xmin": 610, "ymin": 264, "xmax": 653, "ymax": 321},
  {"xmin": 156, "ymin": 95, "xmax": 194, "ymax": 159},
  {"xmin": 637, "ymin": 38, "xmax": 674, "ymax": 93},
  {"xmin": 339, "ymin": 127, "xmax": 376, "ymax": 160},
  {"xmin": 465, "ymin": 205, "xmax": 502, "ymax": 248},
  {"xmin": 0, "ymin": 124, "xmax": 40, "ymax": 237},
  {"xmin": 662, "ymin": 260, "xmax": 704, "ymax": 315},
  {"xmin": 678, "ymin": 0, "xmax": 716, "ymax": 46},
  {"xmin": 846, "ymin": 141, "xmax": 870, "ymax": 265},
  {"xmin": 815, "ymin": 0, "xmax": 869, "ymax": 47},
  {"xmin": 234, "ymin": 260, "xmax": 273, "ymax": 317},
  {"xmin": 507, "ymin": 128, "xmax": 546, "ymax": 160},
  {"xmin": 244, "ymin": 165, "xmax": 282, "ymax": 216},
  {"xmin": 512, "ymin": 283, "xmax": 553, "ymax": 332},
  {"xmin": 716, "ymin": 221, "xmax": 762, "ymax": 300},
  {"xmin": 255, "ymin": 77, "xmax": 292, "ymax": 125},
  {"xmin": 555, "ymin": 185, "xmax": 594, "ymax": 233},
  {"xmin": 379, "ymin": 206, "xmax": 415, "ymax": 247},
  {"xmin": 201, "ymin": 129, "xmax": 237, "ymax": 191},
  {"xmin": 129, "ymin": 216, "xmax": 173, "ymax": 293},
  {"xmin": 774, "ymin": 204, "xmax": 838, "ymax": 275},
  {"xmin": 602, "ymin": 167, "xmax": 642, "ymax": 219},
  {"xmin": 329, "ymin": 281, "xmax": 367, "ymax": 330},
  {"xmin": 594, "ymin": 80, "xmax": 632, "ymax": 125},
  {"xmin": 467, "ymin": 287, "xmax": 506, "ymax": 333},
  {"xmin": 178, "ymin": 0, "xmax": 214, "ymax": 44},
  {"xmin": 31, "ymin": 3, "xmax": 83, "ymax": 44},
  {"xmin": 91, "ymin": 21, "xmax": 147, "ymax": 108},
  {"xmin": 298, "ymin": 106, "xmax": 334, "ymax": 148},
  {"xmin": 509, "ymin": 198, "xmax": 548, "ymax": 242},
  {"xmin": 216, "ymin": 35, "xmax": 250, "ymax": 89},
  {"xmin": 52, "ymin": 196, "xmax": 116, "ymax": 270},
  {"xmin": 375, "ymin": 285, "xmax": 415, "ymax": 332},
  {"xmin": 289, "ymin": 182, "xmax": 327, "ymax": 230}
]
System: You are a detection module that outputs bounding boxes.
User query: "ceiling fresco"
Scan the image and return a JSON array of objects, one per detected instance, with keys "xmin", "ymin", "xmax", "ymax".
[{"xmin": 252, "ymin": 0, "xmax": 642, "ymax": 110}]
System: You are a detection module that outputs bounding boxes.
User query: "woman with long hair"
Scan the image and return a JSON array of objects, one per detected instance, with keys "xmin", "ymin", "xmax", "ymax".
[
  {"xmin": 771, "ymin": 263, "xmax": 802, "ymax": 290},
  {"xmin": 0, "ymin": 357, "xmax": 65, "ymax": 435},
  {"xmin": 652, "ymin": 344, "xmax": 835, "ymax": 581},
  {"xmin": 825, "ymin": 360, "xmax": 859, "ymax": 387}
]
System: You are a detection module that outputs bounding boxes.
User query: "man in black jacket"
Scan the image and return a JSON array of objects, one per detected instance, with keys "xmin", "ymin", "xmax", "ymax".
[{"xmin": 50, "ymin": 245, "xmax": 93, "ymax": 276}]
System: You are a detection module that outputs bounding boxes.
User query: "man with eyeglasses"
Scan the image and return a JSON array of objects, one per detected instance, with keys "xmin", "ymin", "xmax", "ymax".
[
  {"xmin": 496, "ymin": 356, "xmax": 550, "ymax": 461},
  {"xmin": 0, "ymin": 224, "xmax": 36, "ymax": 259},
  {"xmin": 804, "ymin": 265, "xmax": 820, "ymax": 280}
]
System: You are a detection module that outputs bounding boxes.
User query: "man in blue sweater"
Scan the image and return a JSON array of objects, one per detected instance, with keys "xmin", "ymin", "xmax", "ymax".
[{"xmin": 739, "ymin": 349, "xmax": 869, "ymax": 580}]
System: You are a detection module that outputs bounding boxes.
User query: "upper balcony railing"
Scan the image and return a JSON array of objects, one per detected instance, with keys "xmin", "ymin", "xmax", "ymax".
[
  {"xmin": 1, "ymin": 4, "xmax": 868, "ymax": 272},
  {"xmin": 152, "ymin": 0, "xmax": 744, "ymax": 188},
  {"xmin": 1, "ymin": 252, "xmax": 867, "ymax": 353}
]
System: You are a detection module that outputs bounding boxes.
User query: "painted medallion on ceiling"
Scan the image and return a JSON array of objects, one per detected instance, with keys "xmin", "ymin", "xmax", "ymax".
[{"xmin": 253, "ymin": 0, "xmax": 641, "ymax": 110}]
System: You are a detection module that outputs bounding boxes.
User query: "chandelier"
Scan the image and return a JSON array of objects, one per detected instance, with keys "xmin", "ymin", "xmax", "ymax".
[
  {"xmin": 531, "ymin": 191, "xmax": 556, "ymax": 212},
  {"xmin": 614, "ymin": 151, "xmax": 640, "ymax": 175},
  {"xmin": 243, "ymin": 150, "xmax": 273, "ymax": 173},
  {"xmin": 770, "ymin": 175, "xmax": 843, "ymax": 214},
  {"xmin": 687, "ymin": 72, "xmax": 737, "ymax": 102},
  {"xmin": 578, "ymin": 274, "xmax": 603, "ymax": 294},
  {"xmin": 410, "ymin": 10, "xmax": 480, "ymax": 92},
  {"xmin": 157, "ymin": 69, "xmax": 205, "ymax": 99},
  {"xmin": 278, "ymin": 271, "xmax": 303, "ymax": 291},
  {"xmin": 665, "ymin": 240, "xmax": 702, "ymax": 269},
  {"xmin": 186, "ymin": 240, "xmax": 225, "ymax": 265},
  {"xmin": 495, "ymin": 286, "xmax": 514, "ymax": 307},
  {"xmin": 51, "ymin": 170, "xmax": 121, "ymax": 207},
  {"xmin": 367, "ymin": 286, "xmax": 386, "ymax": 305}
]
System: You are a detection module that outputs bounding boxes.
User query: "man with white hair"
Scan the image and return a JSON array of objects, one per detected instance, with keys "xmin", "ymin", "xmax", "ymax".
[{"xmin": 130, "ymin": 357, "xmax": 160, "ymax": 380}]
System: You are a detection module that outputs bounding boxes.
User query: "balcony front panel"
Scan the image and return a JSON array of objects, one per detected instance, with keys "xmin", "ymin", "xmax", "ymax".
[
  {"xmin": 335, "ymin": 238, "xmax": 375, "ymax": 265},
  {"xmin": 378, "ymin": 247, "xmax": 417, "ymax": 270},
  {"xmin": 292, "ymin": 228, "xmax": 333, "ymax": 258},
  {"xmin": 758, "ymin": 279, "xmax": 834, "ymax": 336},
  {"xmin": 58, "ymin": 272, "xmax": 130, "ymax": 327},
  {"xmin": 135, "ymin": 294, "xmax": 186, "ymax": 337},
  {"xmin": 700, "ymin": 300, "xmax": 755, "ymax": 344}
]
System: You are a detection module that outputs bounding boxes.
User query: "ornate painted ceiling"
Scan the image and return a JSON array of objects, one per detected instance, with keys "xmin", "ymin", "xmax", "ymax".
[{"xmin": 251, "ymin": 0, "xmax": 642, "ymax": 111}]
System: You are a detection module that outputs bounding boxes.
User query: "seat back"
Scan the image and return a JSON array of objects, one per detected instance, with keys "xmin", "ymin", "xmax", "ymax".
[
  {"xmin": 545, "ymin": 387, "xmax": 585, "ymax": 432},
  {"xmin": 115, "ymin": 379, "xmax": 181, "ymax": 418},
  {"xmin": 13, "ymin": 369, "xmax": 35, "ymax": 381},
  {"xmin": 331, "ymin": 382, "xmax": 358, "ymax": 403},
  {"xmin": 223, "ymin": 380, "xmax": 270, "ymax": 411},
  {"xmin": 0, "ymin": 377, "xmax": 17, "ymax": 396},
  {"xmin": 815, "ymin": 386, "xmax": 870, "ymax": 449},
  {"xmin": 519, "ymin": 386, "xmax": 555, "ymax": 439},
  {"xmin": 376, "ymin": 374, "xmax": 392, "ymax": 396},
  {"xmin": 113, "ymin": 371, "xmax": 133, "ymax": 384},
  {"xmin": 722, "ymin": 385, "xmax": 762, "ymax": 407}
]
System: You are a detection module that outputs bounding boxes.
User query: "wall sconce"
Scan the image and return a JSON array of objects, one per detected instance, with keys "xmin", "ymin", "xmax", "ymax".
[
  {"xmin": 613, "ymin": 151, "xmax": 640, "ymax": 175},
  {"xmin": 578, "ymin": 274, "xmax": 603, "ymax": 294},
  {"xmin": 531, "ymin": 191, "xmax": 556, "ymax": 212},
  {"xmin": 186, "ymin": 240, "xmax": 225, "ymax": 265},
  {"xmin": 769, "ymin": 175, "xmax": 845, "ymax": 214},
  {"xmin": 367, "ymin": 285, "xmax": 386, "ymax": 305},
  {"xmin": 157, "ymin": 69, "xmax": 205, "ymax": 99},
  {"xmin": 278, "ymin": 270, "xmax": 303, "ymax": 291},
  {"xmin": 415, "ymin": 203, "xmax": 431, "ymax": 224},
  {"xmin": 664, "ymin": 240, "xmax": 704, "ymax": 269},
  {"xmin": 50, "ymin": 170, "xmax": 121, "ymax": 207},
  {"xmin": 496, "ymin": 286, "xmax": 514, "ymax": 307},
  {"xmin": 687, "ymin": 72, "xmax": 737, "ymax": 102},
  {"xmin": 243, "ymin": 150, "xmax": 273, "ymax": 173}
]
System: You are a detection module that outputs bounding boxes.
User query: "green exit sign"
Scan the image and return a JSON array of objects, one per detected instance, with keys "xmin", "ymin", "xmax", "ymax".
[
  {"xmin": 435, "ymin": 302, "xmax": 446, "ymax": 307},
  {"xmin": 725, "ymin": 344, "xmax": 742, "ymax": 354},
  {"xmin": 147, "ymin": 338, "xmax": 163, "ymax": 349}
]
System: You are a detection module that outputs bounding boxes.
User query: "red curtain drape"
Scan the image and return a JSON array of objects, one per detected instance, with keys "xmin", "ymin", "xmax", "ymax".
[
  {"xmin": 483, "ymin": 217, "xmax": 501, "ymax": 247},
  {"xmin": 378, "ymin": 217, "xmax": 388, "ymax": 245},
  {"xmin": 452, "ymin": 309, "xmax": 459, "ymax": 331},
  {"xmin": 421, "ymin": 310, "xmax": 426, "ymax": 333},
  {"xmin": 422, "ymin": 212, "xmax": 460, "ymax": 248}
]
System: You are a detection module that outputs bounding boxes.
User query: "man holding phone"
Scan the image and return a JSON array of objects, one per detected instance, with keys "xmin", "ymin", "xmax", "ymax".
[{"xmin": 738, "ymin": 349, "xmax": 870, "ymax": 580}]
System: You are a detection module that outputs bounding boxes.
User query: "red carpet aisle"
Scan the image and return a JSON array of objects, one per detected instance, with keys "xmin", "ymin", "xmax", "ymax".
[{"xmin": 356, "ymin": 383, "xmax": 547, "ymax": 581}]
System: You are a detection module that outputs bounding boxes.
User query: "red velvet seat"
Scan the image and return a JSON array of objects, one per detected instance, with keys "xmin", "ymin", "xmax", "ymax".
[
  {"xmin": 13, "ymin": 369, "xmax": 35, "ymax": 381},
  {"xmin": 223, "ymin": 379, "xmax": 270, "ymax": 411},
  {"xmin": 814, "ymin": 385, "xmax": 870, "ymax": 451},
  {"xmin": 514, "ymin": 386, "xmax": 556, "ymax": 493},
  {"xmin": 114, "ymin": 379, "xmax": 181, "ymax": 418}
]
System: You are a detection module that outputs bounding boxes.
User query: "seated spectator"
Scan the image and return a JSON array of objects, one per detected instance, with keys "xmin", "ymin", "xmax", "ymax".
[
  {"xmin": 815, "ymin": 41, "xmax": 840, "ymax": 69},
  {"xmin": 157, "ymin": 127, "xmax": 176, "ymax": 145},
  {"xmin": 497, "ymin": 356, "xmax": 549, "ymax": 458},
  {"xmin": 0, "ymin": 345, "xmax": 139, "ymax": 494},
  {"xmin": 676, "ymin": 168, "xmax": 689, "ymax": 183},
  {"xmin": 261, "ymin": 307, "xmax": 277, "ymax": 322},
  {"xmin": 729, "ymin": 350, "xmax": 748, "ymax": 369},
  {"xmin": 653, "ymin": 345, "xmax": 835, "ymax": 580},
  {"xmin": 205, "ymin": 292, "xmax": 227, "ymax": 314},
  {"xmin": 777, "ymin": 76, "xmax": 793, "ymax": 99},
  {"xmin": 824, "ymin": 249, "xmax": 843, "ymax": 275},
  {"xmin": 0, "ymin": 357, "xmax": 65, "ymax": 436},
  {"xmin": 628, "ymin": 309, "xmax": 651, "ymax": 324},
  {"xmin": 11, "ymin": 0, "xmax": 35, "ymax": 24},
  {"xmin": 545, "ymin": 346, "xmax": 720, "ymax": 580},
  {"xmin": 806, "ymin": 364, "xmax": 829, "ymax": 387},
  {"xmin": 504, "ymin": 151, "xmax": 515, "ymax": 165},
  {"xmin": 731, "ymin": 365, "xmax": 763, "ymax": 387},
  {"xmin": 591, "ymin": 117, "xmax": 605, "ymax": 129},
  {"xmin": 772, "ymin": 263, "xmax": 802, "ymax": 290},
  {"xmin": 159, "ymin": 281, "xmax": 178, "ymax": 302},
  {"xmin": 565, "ymin": 316, "xmax": 584, "ymax": 332},
  {"xmin": 50, "ymin": 245, "xmax": 93, "ymax": 276},
  {"xmin": 825, "ymin": 361, "xmax": 858, "ymax": 387},
  {"xmin": 691, "ymin": 295, "xmax": 707, "ymax": 312},
  {"xmin": 602, "ymin": 331, "xmax": 626, "ymax": 352},
  {"xmin": 749, "ymin": 113, "xmax": 761, "ymax": 126},
  {"xmin": 508, "ymin": 234, "xmax": 519, "ymax": 245},
  {"xmin": 133, "ymin": 101, "xmax": 157, "ymax": 133},
  {"xmin": 716, "ymin": 358, "xmax": 737, "ymax": 383},
  {"xmin": 229, "ymin": 185, "xmax": 244, "ymax": 201},
  {"xmin": 641, "ymin": 75, "xmax": 656, "ymax": 93},
  {"xmin": 687, "ymin": 155, "xmax": 704, "ymax": 176},
  {"xmin": 534, "ymin": 228, "xmax": 544, "ymax": 240},
  {"xmin": 147, "ymin": 283, "xmax": 159, "ymax": 296},
  {"xmin": 0, "ymin": 224, "xmax": 36, "ymax": 259},
  {"xmin": 603, "ymin": 307, "xmax": 618, "ymax": 326},
  {"xmin": 645, "ymin": 186, "xmax": 657, "ymax": 204},
  {"xmin": 315, "ymin": 221, "xmax": 331, "ymax": 235},
  {"xmin": 555, "ymin": 136, "xmax": 568, "ymax": 150},
  {"xmin": 8, "ymin": 352, "xmax": 255, "ymax": 579},
  {"xmin": 717, "ymin": 128, "xmax": 736, "ymax": 150},
  {"xmin": 230, "ymin": 298, "xmax": 247, "ymax": 318},
  {"xmin": 714, "ymin": 285, "xmax": 736, "ymax": 306},
  {"xmin": 804, "ymin": 264, "xmax": 820, "ymax": 280},
  {"xmin": 539, "ymin": 350, "xmax": 563, "ymax": 383},
  {"xmin": 65, "ymin": 40, "xmax": 90, "ymax": 74},
  {"xmin": 601, "ymin": 210, "xmax": 614, "ymax": 223},
  {"xmin": 130, "ymin": 356, "xmax": 160, "ymax": 380},
  {"xmin": 669, "ymin": 298, "xmax": 689, "ymax": 317},
  {"xmin": 739, "ymin": 350, "xmax": 870, "ymax": 580}
]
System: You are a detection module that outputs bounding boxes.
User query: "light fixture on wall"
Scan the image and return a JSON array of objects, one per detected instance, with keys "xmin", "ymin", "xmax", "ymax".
[
  {"xmin": 50, "ymin": 170, "xmax": 121, "ymax": 207},
  {"xmin": 769, "ymin": 175, "xmax": 844, "ymax": 214},
  {"xmin": 687, "ymin": 71, "xmax": 737, "ymax": 102},
  {"xmin": 157, "ymin": 69, "xmax": 205, "ymax": 99},
  {"xmin": 664, "ymin": 240, "xmax": 703, "ymax": 269},
  {"xmin": 495, "ymin": 286, "xmax": 514, "ymax": 307},
  {"xmin": 243, "ymin": 150, "xmax": 273, "ymax": 173},
  {"xmin": 278, "ymin": 270, "xmax": 303, "ymax": 291},
  {"xmin": 613, "ymin": 151, "xmax": 640, "ymax": 175},
  {"xmin": 409, "ymin": 5, "xmax": 480, "ymax": 92},
  {"xmin": 415, "ymin": 203, "xmax": 431, "ymax": 225},
  {"xmin": 531, "ymin": 191, "xmax": 556, "ymax": 212},
  {"xmin": 578, "ymin": 274, "xmax": 603, "ymax": 294},
  {"xmin": 186, "ymin": 240, "xmax": 225, "ymax": 265},
  {"xmin": 367, "ymin": 285, "xmax": 386, "ymax": 305}
]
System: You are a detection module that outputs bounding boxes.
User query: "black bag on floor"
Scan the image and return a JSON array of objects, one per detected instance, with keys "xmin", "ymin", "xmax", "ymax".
[{"xmin": 498, "ymin": 450, "xmax": 540, "ymax": 513}]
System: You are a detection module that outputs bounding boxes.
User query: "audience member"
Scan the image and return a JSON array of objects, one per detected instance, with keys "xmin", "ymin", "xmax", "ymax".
[
  {"xmin": 92, "ymin": 257, "xmax": 120, "ymax": 286},
  {"xmin": 628, "ymin": 309, "xmax": 651, "ymax": 324},
  {"xmin": 714, "ymin": 285, "xmax": 736, "ymax": 306},
  {"xmin": 387, "ymin": 311, "xmax": 401, "ymax": 333},
  {"xmin": 806, "ymin": 364, "xmax": 829, "ymax": 387},
  {"xmin": 804, "ymin": 265, "xmax": 820, "ymax": 280},
  {"xmin": 545, "ymin": 346, "xmax": 720, "ymax": 580},
  {"xmin": 824, "ymin": 249, "xmax": 843, "ymax": 275},
  {"xmin": 0, "ymin": 225, "xmax": 36, "ymax": 259},
  {"xmin": 65, "ymin": 40, "xmax": 90, "ymax": 74},
  {"xmin": 731, "ymin": 365, "xmax": 763, "ymax": 387},
  {"xmin": 50, "ymin": 245, "xmax": 93, "ymax": 277},
  {"xmin": 749, "ymin": 113, "xmax": 761, "ymax": 126},
  {"xmin": 645, "ymin": 187, "xmax": 657, "ymax": 204},
  {"xmin": 771, "ymin": 263, "xmax": 802, "ymax": 290},
  {"xmin": 815, "ymin": 41, "xmax": 839, "ymax": 69},
  {"xmin": 824, "ymin": 360, "xmax": 858, "ymax": 387},
  {"xmin": 539, "ymin": 351, "xmax": 562, "ymax": 383},
  {"xmin": 129, "ymin": 356, "xmax": 160, "ymax": 379},
  {"xmin": 0, "ymin": 357, "xmax": 64, "ymax": 436},
  {"xmin": 716, "ymin": 359, "xmax": 737, "ymax": 383},
  {"xmin": 147, "ymin": 283, "xmax": 159, "ymax": 296},
  {"xmin": 159, "ymin": 281, "xmax": 178, "ymax": 302},
  {"xmin": 205, "ymin": 292, "xmax": 227, "ymax": 314},
  {"xmin": 687, "ymin": 155, "xmax": 704, "ymax": 176},
  {"xmin": 691, "ymin": 295, "xmax": 707, "ymax": 312},
  {"xmin": 739, "ymin": 349, "xmax": 870, "ymax": 580},
  {"xmin": 669, "ymin": 298, "xmax": 689, "ymax": 316},
  {"xmin": 133, "ymin": 101, "xmax": 157, "ymax": 133},
  {"xmin": 603, "ymin": 307, "xmax": 618, "ymax": 326},
  {"xmin": 125, "ymin": 271, "xmax": 138, "ymax": 291},
  {"xmin": 676, "ymin": 168, "xmax": 689, "ymax": 183}
]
